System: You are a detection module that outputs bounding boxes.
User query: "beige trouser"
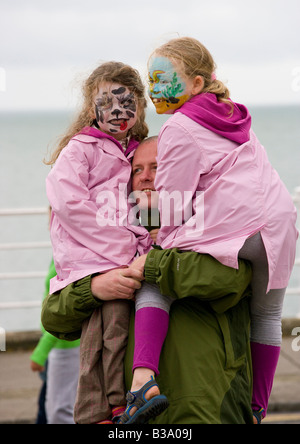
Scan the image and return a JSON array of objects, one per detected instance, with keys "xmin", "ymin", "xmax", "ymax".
[{"xmin": 74, "ymin": 300, "xmax": 130, "ymax": 424}]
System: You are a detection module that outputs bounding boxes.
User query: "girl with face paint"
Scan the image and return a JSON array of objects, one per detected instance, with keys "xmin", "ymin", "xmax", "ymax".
[
  {"xmin": 94, "ymin": 83, "xmax": 139, "ymax": 143},
  {"xmin": 44, "ymin": 62, "xmax": 153, "ymax": 424},
  {"xmin": 119, "ymin": 37, "xmax": 298, "ymax": 425}
]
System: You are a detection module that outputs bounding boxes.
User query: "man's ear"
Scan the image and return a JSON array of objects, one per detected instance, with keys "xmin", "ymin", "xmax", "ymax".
[{"xmin": 191, "ymin": 76, "xmax": 204, "ymax": 95}]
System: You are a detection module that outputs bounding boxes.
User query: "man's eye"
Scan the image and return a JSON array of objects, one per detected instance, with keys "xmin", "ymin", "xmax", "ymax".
[{"xmin": 133, "ymin": 168, "xmax": 142, "ymax": 175}]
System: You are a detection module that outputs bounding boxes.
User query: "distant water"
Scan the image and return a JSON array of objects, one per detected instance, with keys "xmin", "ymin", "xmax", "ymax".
[{"xmin": 0, "ymin": 105, "xmax": 299, "ymax": 332}]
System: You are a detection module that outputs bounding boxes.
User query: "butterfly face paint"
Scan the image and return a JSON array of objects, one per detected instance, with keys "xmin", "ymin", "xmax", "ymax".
[
  {"xmin": 148, "ymin": 56, "xmax": 190, "ymax": 114},
  {"xmin": 94, "ymin": 83, "xmax": 138, "ymax": 140}
]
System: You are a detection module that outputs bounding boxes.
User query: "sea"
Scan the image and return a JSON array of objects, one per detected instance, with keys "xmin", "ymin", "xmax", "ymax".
[{"xmin": 0, "ymin": 105, "xmax": 299, "ymax": 332}]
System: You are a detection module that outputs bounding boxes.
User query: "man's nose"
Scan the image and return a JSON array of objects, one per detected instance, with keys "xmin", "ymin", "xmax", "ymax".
[{"xmin": 140, "ymin": 168, "xmax": 154, "ymax": 182}]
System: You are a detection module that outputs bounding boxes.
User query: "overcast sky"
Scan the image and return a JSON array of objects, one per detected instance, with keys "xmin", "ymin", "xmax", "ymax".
[{"xmin": 0, "ymin": 0, "xmax": 300, "ymax": 111}]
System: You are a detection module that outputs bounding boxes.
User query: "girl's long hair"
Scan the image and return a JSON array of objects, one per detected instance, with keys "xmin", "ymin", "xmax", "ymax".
[{"xmin": 45, "ymin": 62, "xmax": 149, "ymax": 165}]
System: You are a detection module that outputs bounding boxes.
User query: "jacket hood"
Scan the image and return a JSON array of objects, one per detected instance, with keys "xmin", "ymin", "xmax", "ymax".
[{"xmin": 176, "ymin": 93, "xmax": 251, "ymax": 145}]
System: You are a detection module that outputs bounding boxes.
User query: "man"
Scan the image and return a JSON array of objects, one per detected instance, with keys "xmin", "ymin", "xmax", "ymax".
[
  {"xmin": 131, "ymin": 136, "xmax": 160, "ymax": 239},
  {"xmin": 42, "ymin": 137, "xmax": 253, "ymax": 424}
]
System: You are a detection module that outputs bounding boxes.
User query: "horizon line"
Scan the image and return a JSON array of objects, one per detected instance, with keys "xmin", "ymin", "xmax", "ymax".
[{"xmin": 0, "ymin": 102, "xmax": 300, "ymax": 114}]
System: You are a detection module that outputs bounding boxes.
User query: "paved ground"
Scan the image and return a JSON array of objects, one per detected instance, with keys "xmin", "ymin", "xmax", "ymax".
[{"xmin": 0, "ymin": 336, "xmax": 300, "ymax": 424}]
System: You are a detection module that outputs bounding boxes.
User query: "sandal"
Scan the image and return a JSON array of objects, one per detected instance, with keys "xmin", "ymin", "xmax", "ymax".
[
  {"xmin": 118, "ymin": 377, "xmax": 169, "ymax": 424},
  {"xmin": 253, "ymin": 408, "xmax": 265, "ymax": 424}
]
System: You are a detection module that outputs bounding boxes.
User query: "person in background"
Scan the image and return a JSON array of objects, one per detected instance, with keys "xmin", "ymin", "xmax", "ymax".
[{"xmin": 30, "ymin": 259, "xmax": 80, "ymax": 424}]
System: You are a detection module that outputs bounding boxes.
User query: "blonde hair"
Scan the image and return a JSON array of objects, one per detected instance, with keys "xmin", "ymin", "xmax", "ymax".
[
  {"xmin": 45, "ymin": 62, "xmax": 149, "ymax": 165},
  {"xmin": 151, "ymin": 37, "xmax": 233, "ymax": 112}
]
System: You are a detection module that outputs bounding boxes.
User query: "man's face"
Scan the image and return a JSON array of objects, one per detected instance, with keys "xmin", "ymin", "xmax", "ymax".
[
  {"xmin": 132, "ymin": 140, "xmax": 159, "ymax": 210},
  {"xmin": 94, "ymin": 82, "xmax": 138, "ymax": 140}
]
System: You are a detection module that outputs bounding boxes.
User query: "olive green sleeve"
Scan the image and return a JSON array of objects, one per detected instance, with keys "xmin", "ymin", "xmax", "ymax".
[
  {"xmin": 41, "ymin": 275, "xmax": 103, "ymax": 341},
  {"xmin": 144, "ymin": 248, "xmax": 252, "ymax": 313}
]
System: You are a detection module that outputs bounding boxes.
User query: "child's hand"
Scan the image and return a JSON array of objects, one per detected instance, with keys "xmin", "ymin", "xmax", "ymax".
[
  {"xmin": 149, "ymin": 229, "xmax": 159, "ymax": 244},
  {"xmin": 129, "ymin": 254, "xmax": 148, "ymax": 275}
]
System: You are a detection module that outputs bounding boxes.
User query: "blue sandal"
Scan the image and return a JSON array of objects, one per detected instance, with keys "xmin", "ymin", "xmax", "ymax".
[
  {"xmin": 253, "ymin": 408, "xmax": 265, "ymax": 424},
  {"xmin": 118, "ymin": 377, "xmax": 169, "ymax": 424}
]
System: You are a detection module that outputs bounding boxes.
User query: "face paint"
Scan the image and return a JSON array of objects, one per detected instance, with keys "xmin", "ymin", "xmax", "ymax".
[
  {"xmin": 94, "ymin": 83, "xmax": 138, "ymax": 140},
  {"xmin": 148, "ymin": 56, "xmax": 191, "ymax": 114}
]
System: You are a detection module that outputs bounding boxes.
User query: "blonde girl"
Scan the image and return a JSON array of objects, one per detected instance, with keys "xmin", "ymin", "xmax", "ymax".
[{"xmin": 120, "ymin": 38, "xmax": 298, "ymax": 425}]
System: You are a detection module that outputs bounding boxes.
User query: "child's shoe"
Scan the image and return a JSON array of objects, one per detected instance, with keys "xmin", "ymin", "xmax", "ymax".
[
  {"xmin": 118, "ymin": 376, "xmax": 169, "ymax": 424},
  {"xmin": 253, "ymin": 408, "xmax": 265, "ymax": 424}
]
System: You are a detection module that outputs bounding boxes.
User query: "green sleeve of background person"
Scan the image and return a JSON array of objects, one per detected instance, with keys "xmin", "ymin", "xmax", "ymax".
[{"xmin": 32, "ymin": 260, "xmax": 80, "ymax": 364}]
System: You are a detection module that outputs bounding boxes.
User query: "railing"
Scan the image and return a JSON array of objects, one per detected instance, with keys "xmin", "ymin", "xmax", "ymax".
[
  {"xmin": 0, "ymin": 189, "xmax": 300, "ymax": 311},
  {"xmin": 0, "ymin": 207, "xmax": 51, "ymax": 310}
]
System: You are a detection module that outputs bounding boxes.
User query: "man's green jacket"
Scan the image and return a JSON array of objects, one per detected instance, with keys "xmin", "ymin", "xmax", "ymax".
[{"xmin": 42, "ymin": 249, "xmax": 253, "ymax": 424}]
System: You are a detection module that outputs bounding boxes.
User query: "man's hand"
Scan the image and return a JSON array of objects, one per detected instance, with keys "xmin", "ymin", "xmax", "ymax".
[
  {"xmin": 91, "ymin": 267, "xmax": 144, "ymax": 301},
  {"xmin": 129, "ymin": 254, "xmax": 148, "ymax": 275}
]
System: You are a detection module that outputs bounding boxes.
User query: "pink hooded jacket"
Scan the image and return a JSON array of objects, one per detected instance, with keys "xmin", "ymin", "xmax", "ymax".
[
  {"xmin": 46, "ymin": 127, "xmax": 152, "ymax": 294},
  {"xmin": 156, "ymin": 94, "xmax": 298, "ymax": 292}
]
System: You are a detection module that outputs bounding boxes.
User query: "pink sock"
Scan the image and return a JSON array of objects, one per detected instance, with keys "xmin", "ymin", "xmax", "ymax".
[
  {"xmin": 251, "ymin": 342, "xmax": 281, "ymax": 417},
  {"xmin": 133, "ymin": 307, "xmax": 169, "ymax": 375}
]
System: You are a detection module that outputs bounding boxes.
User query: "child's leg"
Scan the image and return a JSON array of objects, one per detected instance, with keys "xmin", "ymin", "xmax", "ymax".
[
  {"xmin": 250, "ymin": 288, "xmax": 285, "ymax": 419},
  {"xmin": 119, "ymin": 282, "xmax": 173, "ymax": 423},
  {"xmin": 239, "ymin": 232, "xmax": 285, "ymax": 419},
  {"xmin": 133, "ymin": 282, "xmax": 174, "ymax": 380},
  {"xmin": 74, "ymin": 307, "xmax": 111, "ymax": 424},
  {"xmin": 102, "ymin": 300, "xmax": 131, "ymax": 418}
]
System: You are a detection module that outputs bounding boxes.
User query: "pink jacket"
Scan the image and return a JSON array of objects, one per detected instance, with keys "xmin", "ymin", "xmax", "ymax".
[
  {"xmin": 156, "ymin": 96, "xmax": 298, "ymax": 292},
  {"xmin": 46, "ymin": 128, "xmax": 152, "ymax": 294}
]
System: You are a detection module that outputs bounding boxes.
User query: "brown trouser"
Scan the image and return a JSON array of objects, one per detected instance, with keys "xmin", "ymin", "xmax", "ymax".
[{"xmin": 74, "ymin": 300, "xmax": 131, "ymax": 424}]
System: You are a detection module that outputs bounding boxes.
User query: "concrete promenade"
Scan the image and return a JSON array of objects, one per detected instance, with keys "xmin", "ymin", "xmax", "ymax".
[{"xmin": 0, "ymin": 324, "xmax": 300, "ymax": 425}]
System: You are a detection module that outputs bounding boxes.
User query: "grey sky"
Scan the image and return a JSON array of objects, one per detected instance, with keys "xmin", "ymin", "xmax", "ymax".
[{"xmin": 0, "ymin": 0, "xmax": 299, "ymax": 110}]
